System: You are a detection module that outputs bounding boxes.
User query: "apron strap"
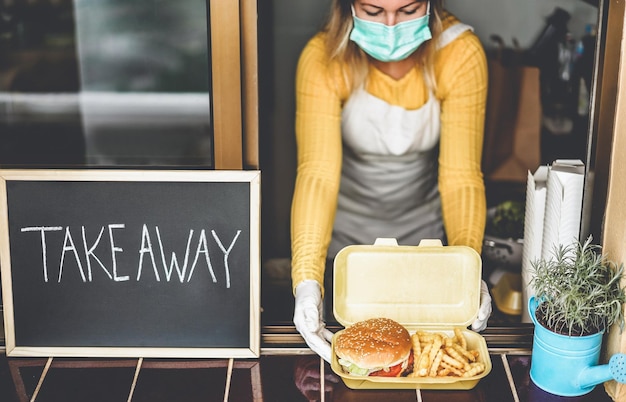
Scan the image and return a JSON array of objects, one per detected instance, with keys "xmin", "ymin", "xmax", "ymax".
[{"xmin": 437, "ymin": 23, "xmax": 473, "ymax": 50}]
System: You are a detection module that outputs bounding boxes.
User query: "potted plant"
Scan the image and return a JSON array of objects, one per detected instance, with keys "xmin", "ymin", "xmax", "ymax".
[{"xmin": 528, "ymin": 236, "xmax": 626, "ymax": 396}]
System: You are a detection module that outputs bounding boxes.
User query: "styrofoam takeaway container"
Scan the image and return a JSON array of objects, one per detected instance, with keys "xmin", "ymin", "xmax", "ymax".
[{"xmin": 330, "ymin": 238, "xmax": 492, "ymax": 390}]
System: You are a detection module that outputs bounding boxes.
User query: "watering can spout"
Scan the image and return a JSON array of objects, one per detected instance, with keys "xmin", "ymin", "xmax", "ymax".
[
  {"xmin": 578, "ymin": 354, "xmax": 626, "ymax": 390},
  {"xmin": 578, "ymin": 363, "xmax": 613, "ymax": 389}
]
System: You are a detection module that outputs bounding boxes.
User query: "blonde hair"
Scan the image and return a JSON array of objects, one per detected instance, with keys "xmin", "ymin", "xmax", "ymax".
[{"xmin": 322, "ymin": 0, "xmax": 444, "ymax": 93}]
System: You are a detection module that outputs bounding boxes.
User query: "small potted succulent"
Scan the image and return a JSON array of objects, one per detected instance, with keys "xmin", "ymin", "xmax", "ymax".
[{"xmin": 528, "ymin": 236, "xmax": 626, "ymax": 396}]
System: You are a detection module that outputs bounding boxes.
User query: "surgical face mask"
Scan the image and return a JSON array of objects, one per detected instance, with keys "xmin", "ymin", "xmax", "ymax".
[{"xmin": 349, "ymin": 2, "xmax": 432, "ymax": 62}]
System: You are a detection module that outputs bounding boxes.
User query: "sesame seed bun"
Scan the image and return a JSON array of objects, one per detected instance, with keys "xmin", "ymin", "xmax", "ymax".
[{"xmin": 335, "ymin": 317, "xmax": 411, "ymax": 370}]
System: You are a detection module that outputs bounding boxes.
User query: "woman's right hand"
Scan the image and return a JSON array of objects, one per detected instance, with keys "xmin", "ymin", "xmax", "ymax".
[{"xmin": 293, "ymin": 280, "xmax": 334, "ymax": 363}]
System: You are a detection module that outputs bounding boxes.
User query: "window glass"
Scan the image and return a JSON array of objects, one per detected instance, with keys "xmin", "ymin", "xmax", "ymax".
[{"xmin": 0, "ymin": 0, "xmax": 212, "ymax": 168}]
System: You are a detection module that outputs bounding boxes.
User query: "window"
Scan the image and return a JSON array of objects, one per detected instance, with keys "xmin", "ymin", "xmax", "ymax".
[{"xmin": 0, "ymin": 0, "xmax": 257, "ymax": 169}]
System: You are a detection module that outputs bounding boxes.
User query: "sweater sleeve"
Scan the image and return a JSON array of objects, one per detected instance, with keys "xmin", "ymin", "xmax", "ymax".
[
  {"xmin": 290, "ymin": 36, "xmax": 344, "ymax": 295},
  {"xmin": 436, "ymin": 30, "xmax": 488, "ymax": 253}
]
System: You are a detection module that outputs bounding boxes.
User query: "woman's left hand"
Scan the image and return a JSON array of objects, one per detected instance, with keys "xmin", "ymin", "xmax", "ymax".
[{"xmin": 471, "ymin": 280, "xmax": 492, "ymax": 332}]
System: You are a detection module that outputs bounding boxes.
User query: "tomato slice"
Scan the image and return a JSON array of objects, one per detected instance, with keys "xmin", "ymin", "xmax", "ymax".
[
  {"xmin": 369, "ymin": 351, "xmax": 414, "ymax": 377},
  {"xmin": 369, "ymin": 363, "xmax": 403, "ymax": 377}
]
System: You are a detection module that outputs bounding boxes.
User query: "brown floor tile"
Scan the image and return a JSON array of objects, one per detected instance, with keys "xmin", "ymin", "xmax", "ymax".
[
  {"xmin": 24, "ymin": 366, "xmax": 135, "ymax": 402},
  {"xmin": 260, "ymin": 355, "xmax": 314, "ymax": 402},
  {"xmin": 1, "ymin": 357, "xmax": 28, "ymax": 402},
  {"xmin": 131, "ymin": 367, "xmax": 227, "ymax": 402}
]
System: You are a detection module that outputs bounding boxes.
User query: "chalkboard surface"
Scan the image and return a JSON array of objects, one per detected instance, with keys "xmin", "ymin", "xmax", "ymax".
[{"xmin": 0, "ymin": 170, "xmax": 260, "ymax": 358}]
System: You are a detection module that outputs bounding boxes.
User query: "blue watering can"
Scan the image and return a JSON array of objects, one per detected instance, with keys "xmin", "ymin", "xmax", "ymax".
[{"xmin": 529, "ymin": 297, "xmax": 626, "ymax": 396}]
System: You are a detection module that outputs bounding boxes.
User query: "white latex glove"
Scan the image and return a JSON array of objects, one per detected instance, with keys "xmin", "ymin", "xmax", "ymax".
[
  {"xmin": 471, "ymin": 280, "xmax": 492, "ymax": 332},
  {"xmin": 294, "ymin": 280, "xmax": 334, "ymax": 363}
]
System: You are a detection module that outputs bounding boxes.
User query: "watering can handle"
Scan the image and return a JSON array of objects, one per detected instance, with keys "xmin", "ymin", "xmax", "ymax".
[{"xmin": 528, "ymin": 296, "xmax": 539, "ymax": 326}]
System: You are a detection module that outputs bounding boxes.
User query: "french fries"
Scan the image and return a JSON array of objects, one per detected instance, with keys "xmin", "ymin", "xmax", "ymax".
[
  {"xmin": 414, "ymin": 342, "xmax": 433, "ymax": 377},
  {"xmin": 409, "ymin": 329, "xmax": 485, "ymax": 378}
]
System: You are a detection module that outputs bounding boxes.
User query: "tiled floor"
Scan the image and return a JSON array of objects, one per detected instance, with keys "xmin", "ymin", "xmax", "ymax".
[{"xmin": 0, "ymin": 352, "xmax": 615, "ymax": 402}]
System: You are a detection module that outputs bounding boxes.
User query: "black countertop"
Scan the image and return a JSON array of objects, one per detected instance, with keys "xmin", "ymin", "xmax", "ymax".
[{"xmin": 0, "ymin": 352, "xmax": 614, "ymax": 402}]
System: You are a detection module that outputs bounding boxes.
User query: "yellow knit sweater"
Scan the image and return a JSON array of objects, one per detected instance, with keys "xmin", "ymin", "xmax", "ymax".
[{"xmin": 291, "ymin": 15, "xmax": 488, "ymax": 294}]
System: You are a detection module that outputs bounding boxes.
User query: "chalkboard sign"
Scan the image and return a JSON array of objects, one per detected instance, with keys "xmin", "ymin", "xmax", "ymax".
[{"xmin": 0, "ymin": 170, "xmax": 260, "ymax": 358}]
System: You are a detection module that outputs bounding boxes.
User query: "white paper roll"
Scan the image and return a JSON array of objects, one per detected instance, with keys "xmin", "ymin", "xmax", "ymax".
[
  {"xmin": 520, "ymin": 166, "xmax": 548, "ymax": 322},
  {"xmin": 541, "ymin": 160, "xmax": 585, "ymax": 260}
]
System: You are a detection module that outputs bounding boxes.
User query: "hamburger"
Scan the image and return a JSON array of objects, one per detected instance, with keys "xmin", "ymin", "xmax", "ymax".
[{"xmin": 335, "ymin": 317, "xmax": 414, "ymax": 377}]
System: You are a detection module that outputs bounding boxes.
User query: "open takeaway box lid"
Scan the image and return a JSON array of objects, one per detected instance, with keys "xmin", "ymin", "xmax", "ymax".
[{"xmin": 330, "ymin": 238, "xmax": 492, "ymax": 390}]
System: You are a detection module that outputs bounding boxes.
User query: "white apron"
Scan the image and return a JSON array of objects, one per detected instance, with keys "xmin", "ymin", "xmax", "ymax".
[{"xmin": 328, "ymin": 23, "xmax": 473, "ymax": 257}]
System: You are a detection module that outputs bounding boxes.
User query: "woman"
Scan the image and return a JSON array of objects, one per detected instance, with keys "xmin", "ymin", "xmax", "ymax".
[{"xmin": 291, "ymin": 0, "xmax": 492, "ymax": 363}]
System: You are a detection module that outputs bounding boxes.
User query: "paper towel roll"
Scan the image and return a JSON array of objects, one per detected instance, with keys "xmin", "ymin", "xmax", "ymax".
[
  {"xmin": 540, "ymin": 160, "xmax": 585, "ymax": 260},
  {"xmin": 519, "ymin": 161, "xmax": 584, "ymax": 322},
  {"xmin": 520, "ymin": 166, "xmax": 548, "ymax": 322}
]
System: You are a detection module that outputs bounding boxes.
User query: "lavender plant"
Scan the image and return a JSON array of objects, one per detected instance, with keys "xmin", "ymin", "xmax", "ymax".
[{"xmin": 531, "ymin": 236, "xmax": 626, "ymax": 336}]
